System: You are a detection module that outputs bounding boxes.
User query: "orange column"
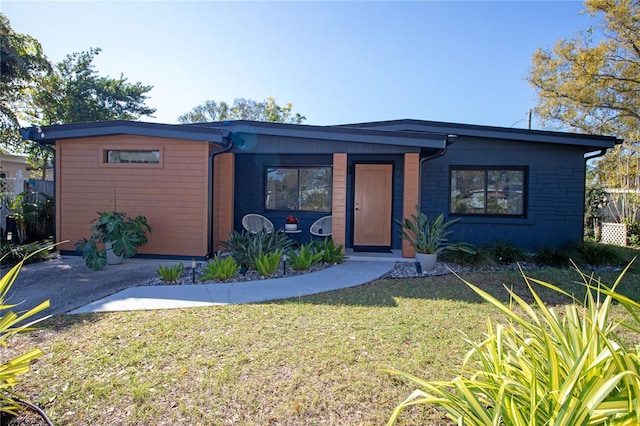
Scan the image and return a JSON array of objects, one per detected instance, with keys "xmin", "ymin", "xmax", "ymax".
[
  {"xmin": 332, "ymin": 153, "xmax": 347, "ymax": 250},
  {"xmin": 212, "ymin": 152, "xmax": 235, "ymax": 252},
  {"xmin": 403, "ymin": 153, "xmax": 420, "ymax": 258}
]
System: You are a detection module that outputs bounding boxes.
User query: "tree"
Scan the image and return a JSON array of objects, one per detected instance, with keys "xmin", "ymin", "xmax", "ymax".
[
  {"xmin": 0, "ymin": 13, "xmax": 50, "ymax": 147},
  {"xmin": 28, "ymin": 48, "xmax": 155, "ymax": 125},
  {"xmin": 178, "ymin": 97, "xmax": 306, "ymax": 124},
  {"xmin": 526, "ymin": 0, "xmax": 640, "ymax": 222},
  {"xmin": 25, "ymin": 48, "xmax": 156, "ymax": 178}
]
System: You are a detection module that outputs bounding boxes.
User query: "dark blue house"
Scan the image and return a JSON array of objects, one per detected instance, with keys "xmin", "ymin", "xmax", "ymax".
[{"xmin": 23, "ymin": 119, "xmax": 620, "ymax": 259}]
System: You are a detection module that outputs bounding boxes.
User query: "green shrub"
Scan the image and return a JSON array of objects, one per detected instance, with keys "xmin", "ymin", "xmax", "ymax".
[
  {"xmin": 573, "ymin": 241, "xmax": 623, "ymax": 267},
  {"xmin": 255, "ymin": 249, "xmax": 283, "ymax": 276},
  {"xmin": 221, "ymin": 230, "xmax": 293, "ymax": 269},
  {"xmin": 439, "ymin": 245, "xmax": 495, "ymax": 267},
  {"xmin": 533, "ymin": 244, "xmax": 571, "ymax": 268},
  {"xmin": 0, "ymin": 242, "xmax": 52, "ymax": 266},
  {"xmin": 488, "ymin": 240, "xmax": 527, "ymax": 264},
  {"xmin": 287, "ymin": 244, "xmax": 323, "ymax": 271},
  {"xmin": 309, "ymin": 238, "xmax": 347, "ymax": 264},
  {"xmin": 387, "ymin": 264, "xmax": 640, "ymax": 425},
  {"xmin": 157, "ymin": 262, "xmax": 184, "ymax": 282},
  {"xmin": 201, "ymin": 255, "xmax": 240, "ymax": 280}
]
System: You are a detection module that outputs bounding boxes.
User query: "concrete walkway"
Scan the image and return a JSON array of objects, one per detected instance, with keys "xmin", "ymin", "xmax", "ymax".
[
  {"xmin": 69, "ymin": 260, "xmax": 395, "ymax": 314},
  {"xmin": 69, "ymin": 260, "xmax": 396, "ymax": 314}
]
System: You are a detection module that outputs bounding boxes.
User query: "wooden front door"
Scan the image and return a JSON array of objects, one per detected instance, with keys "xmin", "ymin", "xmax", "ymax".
[{"xmin": 353, "ymin": 164, "xmax": 392, "ymax": 247}]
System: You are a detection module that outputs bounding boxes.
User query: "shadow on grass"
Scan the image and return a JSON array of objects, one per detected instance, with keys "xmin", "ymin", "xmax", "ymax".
[{"xmin": 268, "ymin": 266, "xmax": 640, "ymax": 308}]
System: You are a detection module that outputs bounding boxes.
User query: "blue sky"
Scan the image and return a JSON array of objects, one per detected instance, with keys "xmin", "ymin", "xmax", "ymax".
[{"xmin": 3, "ymin": 1, "xmax": 598, "ymax": 129}]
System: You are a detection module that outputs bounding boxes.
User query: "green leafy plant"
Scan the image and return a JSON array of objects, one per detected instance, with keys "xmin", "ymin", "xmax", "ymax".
[
  {"xmin": 533, "ymin": 244, "xmax": 571, "ymax": 268},
  {"xmin": 488, "ymin": 240, "xmax": 527, "ymax": 264},
  {"xmin": 309, "ymin": 238, "xmax": 347, "ymax": 264},
  {"xmin": 75, "ymin": 211, "xmax": 152, "ymax": 271},
  {"xmin": 220, "ymin": 230, "xmax": 293, "ymax": 269},
  {"xmin": 201, "ymin": 255, "xmax": 240, "ymax": 281},
  {"xmin": 288, "ymin": 244, "xmax": 323, "ymax": 271},
  {"xmin": 573, "ymin": 241, "xmax": 623, "ymax": 267},
  {"xmin": 387, "ymin": 263, "xmax": 640, "ymax": 425},
  {"xmin": 157, "ymin": 262, "xmax": 184, "ymax": 283},
  {"xmin": 395, "ymin": 205, "xmax": 474, "ymax": 254},
  {"xmin": 0, "ymin": 249, "xmax": 50, "ymax": 417},
  {"xmin": 255, "ymin": 249, "xmax": 283, "ymax": 276}
]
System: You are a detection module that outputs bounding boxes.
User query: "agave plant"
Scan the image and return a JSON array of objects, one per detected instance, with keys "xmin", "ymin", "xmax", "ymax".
[{"xmin": 387, "ymin": 262, "xmax": 640, "ymax": 425}]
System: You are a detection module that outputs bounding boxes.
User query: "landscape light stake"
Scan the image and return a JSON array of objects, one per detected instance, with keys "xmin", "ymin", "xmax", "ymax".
[{"xmin": 192, "ymin": 258, "xmax": 196, "ymax": 283}]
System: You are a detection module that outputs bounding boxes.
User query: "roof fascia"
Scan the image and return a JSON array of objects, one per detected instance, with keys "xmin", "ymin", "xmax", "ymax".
[
  {"xmin": 213, "ymin": 121, "xmax": 447, "ymax": 148},
  {"xmin": 342, "ymin": 119, "xmax": 622, "ymax": 149},
  {"xmin": 21, "ymin": 121, "xmax": 227, "ymax": 144}
]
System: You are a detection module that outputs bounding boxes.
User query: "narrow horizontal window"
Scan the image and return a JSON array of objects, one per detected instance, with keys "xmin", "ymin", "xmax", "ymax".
[
  {"xmin": 265, "ymin": 167, "xmax": 332, "ymax": 212},
  {"xmin": 450, "ymin": 167, "xmax": 526, "ymax": 217},
  {"xmin": 105, "ymin": 150, "xmax": 160, "ymax": 164}
]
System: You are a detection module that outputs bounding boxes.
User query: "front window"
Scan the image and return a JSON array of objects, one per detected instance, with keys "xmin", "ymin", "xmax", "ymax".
[
  {"xmin": 265, "ymin": 167, "xmax": 332, "ymax": 212},
  {"xmin": 450, "ymin": 167, "xmax": 526, "ymax": 216}
]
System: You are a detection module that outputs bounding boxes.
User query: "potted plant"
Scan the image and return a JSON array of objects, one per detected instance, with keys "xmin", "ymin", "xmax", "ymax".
[
  {"xmin": 396, "ymin": 205, "xmax": 474, "ymax": 271},
  {"xmin": 75, "ymin": 211, "xmax": 152, "ymax": 270},
  {"xmin": 285, "ymin": 215, "xmax": 299, "ymax": 231}
]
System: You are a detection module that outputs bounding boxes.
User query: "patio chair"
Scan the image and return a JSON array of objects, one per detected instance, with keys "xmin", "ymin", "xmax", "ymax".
[
  {"xmin": 310, "ymin": 215, "xmax": 332, "ymax": 238},
  {"xmin": 242, "ymin": 214, "xmax": 274, "ymax": 234}
]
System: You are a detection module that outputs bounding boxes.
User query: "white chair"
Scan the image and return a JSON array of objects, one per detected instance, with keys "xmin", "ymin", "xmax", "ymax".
[
  {"xmin": 242, "ymin": 214, "xmax": 274, "ymax": 234},
  {"xmin": 310, "ymin": 216, "xmax": 332, "ymax": 238}
]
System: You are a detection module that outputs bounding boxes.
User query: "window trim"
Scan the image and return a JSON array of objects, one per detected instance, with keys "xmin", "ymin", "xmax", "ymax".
[
  {"xmin": 449, "ymin": 165, "xmax": 527, "ymax": 218},
  {"xmin": 99, "ymin": 144, "xmax": 164, "ymax": 168},
  {"xmin": 264, "ymin": 165, "xmax": 333, "ymax": 213}
]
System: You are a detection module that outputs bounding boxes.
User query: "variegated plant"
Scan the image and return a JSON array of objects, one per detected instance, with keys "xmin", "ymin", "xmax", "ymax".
[{"xmin": 387, "ymin": 262, "xmax": 640, "ymax": 425}]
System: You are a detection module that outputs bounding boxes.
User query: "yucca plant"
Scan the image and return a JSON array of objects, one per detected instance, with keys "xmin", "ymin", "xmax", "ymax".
[
  {"xmin": 0, "ymin": 249, "xmax": 51, "ymax": 417},
  {"xmin": 157, "ymin": 262, "xmax": 184, "ymax": 283},
  {"xmin": 201, "ymin": 255, "xmax": 240, "ymax": 281},
  {"xmin": 288, "ymin": 244, "xmax": 323, "ymax": 271},
  {"xmin": 255, "ymin": 249, "xmax": 283, "ymax": 276},
  {"xmin": 387, "ymin": 262, "xmax": 640, "ymax": 425}
]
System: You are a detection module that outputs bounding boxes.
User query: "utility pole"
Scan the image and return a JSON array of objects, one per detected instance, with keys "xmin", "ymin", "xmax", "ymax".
[{"xmin": 527, "ymin": 109, "xmax": 532, "ymax": 130}]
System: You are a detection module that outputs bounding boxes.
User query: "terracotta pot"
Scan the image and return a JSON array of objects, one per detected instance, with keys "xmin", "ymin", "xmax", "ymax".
[{"xmin": 415, "ymin": 252, "xmax": 437, "ymax": 272}]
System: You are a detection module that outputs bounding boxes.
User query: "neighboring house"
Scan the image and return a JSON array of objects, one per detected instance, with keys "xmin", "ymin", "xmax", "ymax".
[{"xmin": 21, "ymin": 119, "xmax": 620, "ymax": 259}]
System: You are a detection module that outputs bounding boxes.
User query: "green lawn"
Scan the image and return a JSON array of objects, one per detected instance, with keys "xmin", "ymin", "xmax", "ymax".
[{"xmin": 8, "ymin": 266, "xmax": 640, "ymax": 425}]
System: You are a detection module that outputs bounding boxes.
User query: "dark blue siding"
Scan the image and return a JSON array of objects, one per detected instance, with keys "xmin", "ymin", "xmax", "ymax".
[
  {"xmin": 234, "ymin": 154, "xmax": 333, "ymax": 244},
  {"xmin": 421, "ymin": 137, "xmax": 587, "ymax": 250}
]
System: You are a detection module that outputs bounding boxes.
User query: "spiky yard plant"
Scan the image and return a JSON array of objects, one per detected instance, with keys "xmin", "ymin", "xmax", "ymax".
[
  {"xmin": 201, "ymin": 255, "xmax": 240, "ymax": 281},
  {"xmin": 221, "ymin": 230, "xmax": 293, "ymax": 269},
  {"xmin": 0, "ymin": 249, "xmax": 50, "ymax": 417},
  {"xmin": 387, "ymin": 262, "xmax": 640, "ymax": 425},
  {"xmin": 156, "ymin": 262, "xmax": 184, "ymax": 283},
  {"xmin": 288, "ymin": 244, "xmax": 323, "ymax": 271},
  {"xmin": 309, "ymin": 238, "xmax": 347, "ymax": 264},
  {"xmin": 255, "ymin": 249, "xmax": 283, "ymax": 276}
]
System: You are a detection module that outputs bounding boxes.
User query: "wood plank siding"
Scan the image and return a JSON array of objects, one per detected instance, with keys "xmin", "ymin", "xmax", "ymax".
[
  {"xmin": 332, "ymin": 153, "xmax": 347, "ymax": 249},
  {"xmin": 212, "ymin": 152, "xmax": 234, "ymax": 251},
  {"xmin": 56, "ymin": 135, "xmax": 211, "ymax": 257},
  {"xmin": 402, "ymin": 153, "xmax": 420, "ymax": 257}
]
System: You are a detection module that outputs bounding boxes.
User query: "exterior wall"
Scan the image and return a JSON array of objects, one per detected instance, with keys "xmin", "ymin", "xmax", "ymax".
[
  {"xmin": 212, "ymin": 152, "xmax": 235, "ymax": 251},
  {"xmin": 332, "ymin": 153, "xmax": 347, "ymax": 248},
  {"xmin": 402, "ymin": 153, "xmax": 420, "ymax": 257},
  {"xmin": 421, "ymin": 136, "xmax": 588, "ymax": 250},
  {"xmin": 234, "ymin": 154, "xmax": 334, "ymax": 244},
  {"xmin": 56, "ymin": 135, "xmax": 211, "ymax": 257}
]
